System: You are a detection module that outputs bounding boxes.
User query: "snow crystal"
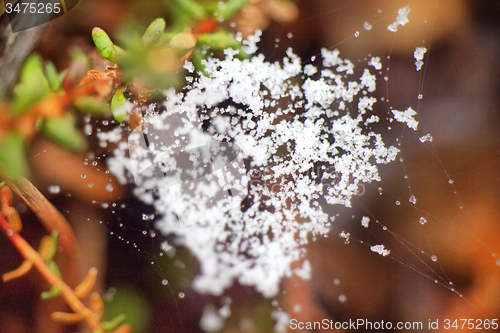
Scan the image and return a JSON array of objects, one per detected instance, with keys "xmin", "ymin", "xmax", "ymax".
[
  {"xmin": 97, "ymin": 127, "xmax": 124, "ymax": 146},
  {"xmin": 219, "ymin": 304, "xmax": 231, "ymax": 318},
  {"xmin": 368, "ymin": 56, "xmax": 382, "ymax": 70},
  {"xmin": 272, "ymin": 310, "xmax": 290, "ymax": 333},
  {"xmin": 183, "ymin": 60, "xmax": 195, "ymax": 73},
  {"xmin": 414, "ymin": 47, "xmax": 427, "ymax": 71},
  {"xmin": 303, "ymin": 64, "xmax": 317, "ymax": 76},
  {"xmin": 364, "ymin": 115, "xmax": 379, "ymax": 126},
  {"xmin": 387, "ymin": 6, "xmax": 410, "ymax": 32},
  {"xmin": 200, "ymin": 305, "xmax": 224, "ymax": 332},
  {"xmin": 360, "ymin": 69, "xmax": 376, "ymax": 92},
  {"xmin": 84, "ymin": 123, "xmax": 92, "ymax": 136},
  {"xmin": 370, "ymin": 244, "xmax": 390, "ymax": 256},
  {"xmin": 293, "ymin": 260, "xmax": 311, "ymax": 280},
  {"xmin": 47, "ymin": 184, "xmax": 60, "ymax": 194},
  {"xmin": 419, "ymin": 133, "xmax": 433, "ymax": 143},
  {"xmin": 409, "ymin": 195, "xmax": 416, "ymax": 204},
  {"xmin": 339, "ymin": 231, "xmax": 351, "ymax": 244},
  {"xmin": 361, "ymin": 216, "xmax": 370, "ymax": 228},
  {"xmin": 242, "ymin": 30, "xmax": 262, "ymax": 54},
  {"xmin": 392, "ymin": 107, "xmax": 418, "ymax": 130}
]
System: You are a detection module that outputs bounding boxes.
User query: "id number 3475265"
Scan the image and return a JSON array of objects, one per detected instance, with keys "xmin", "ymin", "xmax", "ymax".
[
  {"xmin": 5, "ymin": 1, "xmax": 61, "ymax": 14},
  {"xmin": 443, "ymin": 319, "xmax": 498, "ymax": 330}
]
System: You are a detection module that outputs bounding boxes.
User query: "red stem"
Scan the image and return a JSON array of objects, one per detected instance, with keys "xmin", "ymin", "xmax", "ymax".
[{"xmin": 0, "ymin": 214, "xmax": 102, "ymax": 331}]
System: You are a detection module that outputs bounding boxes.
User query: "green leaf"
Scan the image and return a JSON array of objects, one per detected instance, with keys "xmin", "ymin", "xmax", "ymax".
[
  {"xmin": 116, "ymin": 20, "xmax": 182, "ymax": 89},
  {"xmin": 142, "ymin": 18, "xmax": 166, "ymax": 46},
  {"xmin": 70, "ymin": 48, "xmax": 92, "ymax": 69},
  {"xmin": 41, "ymin": 284, "xmax": 62, "ymax": 300},
  {"xmin": 111, "ymin": 88, "xmax": 128, "ymax": 123},
  {"xmin": 74, "ymin": 97, "xmax": 111, "ymax": 116},
  {"xmin": 92, "ymin": 27, "xmax": 118, "ymax": 63},
  {"xmin": 41, "ymin": 113, "xmax": 88, "ymax": 153},
  {"xmin": 12, "ymin": 54, "xmax": 50, "ymax": 115},
  {"xmin": 41, "ymin": 261, "xmax": 62, "ymax": 299},
  {"xmin": 197, "ymin": 30, "xmax": 248, "ymax": 58},
  {"xmin": 114, "ymin": 45, "xmax": 127, "ymax": 61},
  {"xmin": 213, "ymin": 0, "xmax": 249, "ymax": 21},
  {"xmin": 190, "ymin": 47, "xmax": 207, "ymax": 75},
  {"xmin": 101, "ymin": 314, "xmax": 127, "ymax": 332},
  {"xmin": 105, "ymin": 286, "xmax": 151, "ymax": 333},
  {"xmin": 0, "ymin": 132, "xmax": 30, "ymax": 180},
  {"xmin": 159, "ymin": 31, "xmax": 178, "ymax": 45},
  {"xmin": 47, "ymin": 261, "xmax": 61, "ymax": 278},
  {"xmin": 62, "ymin": 49, "xmax": 91, "ymax": 88},
  {"xmin": 42, "ymin": 231, "xmax": 59, "ymax": 263},
  {"xmin": 168, "ymin": 0, "xmax": 207, "ymax": 21},
  {"xmin": 44, "ymin": 61, "xmax": 66, "ymax": 92}
]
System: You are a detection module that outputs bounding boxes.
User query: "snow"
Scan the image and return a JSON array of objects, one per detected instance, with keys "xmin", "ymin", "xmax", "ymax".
[
  {"xmin": 242, "ymin": 30, "xmax": 262, "ymax": 54},
  {"xmin": 368, "ymin": 56, "xmax": 382, "ymax": 71},
  {"xmin": 272, "ymin": 310, "xmax": 290, "ymax": 333},
  {"xmin": 370, "ymin": 244, "xmax": 391, "ymax": 256},
  {"xmin": 414, "ymin": 47, "xmax": 427, "ymax": 71},
  {"xmin": 409, "ymin": 195, "xmax": 417, "ymax": 204},
  {"xmin": 102, "ymin": 33, "xmax": 409, "ymax": 299},
  {"xmin": 387, "ymin": 6, "xmax": 411, "ymax": 32},
  {"xmin": 200, "ymin": 305, "xmax": 225, "ymax": 332},
  {"xmin": 392, "ymin": 107, "xmax": 419, "ymax": 130},
  {"xmin": 183, "ymin": 60, "xmax": 195, "ymax": 73},
  {"xmin": 419, "ymin": 133, "xmax": 433, "ymax": 142},
  {"xmin": 97, "ymin": 127, "xmax": 124, "ymax": 144},
  {"xmin": 47, "ymin": 184, "xmax": 61, "ymax": 194},
  {"xmin": 339, "ymin": 231, "xmax": 351, "ymax": 244},
  {"xmin": 304, "ymin": 64, "xmax": 317, "ymax": 76},
  {"xmin": 361, "ymin": 216, "xmax": 370, "ymax": 228}
]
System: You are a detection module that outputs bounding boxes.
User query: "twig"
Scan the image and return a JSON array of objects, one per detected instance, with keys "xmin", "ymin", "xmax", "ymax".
[
  {"xmin": 7, "ymin": 178, "xmax": 78, "ymax": 256},
  {"xmin": 0, "ymin": 214, "xmax": 102, "ymax": 331}
]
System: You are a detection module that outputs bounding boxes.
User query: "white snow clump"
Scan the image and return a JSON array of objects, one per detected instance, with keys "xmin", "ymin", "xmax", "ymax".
[
  {"xmin": 370, "ymin": 244, "xmax": 391, "ymax": 257},
  {"xmin": 387, "ymin": 5, "xmax": 411, "ymax": 32},
  {"xmin": 414, "ymin": 46, "xmax": 427, "ymax": 71},
  {"xmin": 103, "ymin": 36, "xmax": 411, "ymax": 298}
]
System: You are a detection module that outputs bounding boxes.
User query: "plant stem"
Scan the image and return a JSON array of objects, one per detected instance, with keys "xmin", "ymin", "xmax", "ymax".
[
  {"xmin": 7, "ymin": 178, "xmax": 78, "ymax": 256},
  {"xmin": 0, "ymin": 214, "xmax": 102, "ymax": 331}
]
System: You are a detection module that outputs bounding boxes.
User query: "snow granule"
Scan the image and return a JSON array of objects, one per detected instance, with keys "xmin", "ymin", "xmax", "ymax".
[
  {"xmin": 200, "ymin": 305, "xmax": 225, "ymax": 332},
  {"xmin": 392, "ymin": 107, "xmax": 418, "ymax": 130},
  {"xmin": 419, "ymin": 133, "xmax": 433, "ymax": 143},
  {"xmin": 368, "ymin": 56, "xmax": 382, "ymax": 70},
  {"xmin": 272, "ymin": 310, "xmax": 291, "ymax": 333},
  {"xmin": 414, "ymin": 47, "xmax": 427, "ymax": 71},
  {"xmin": 183, "ymin": 60, "xmax": 195, "ymax": 73},
  {"xmin": 370, "ymin": 244, "xmax": 391, "ymax": 256},
  {"xmin": 387, "ymin": 6, "xmax": 411, "ymax": 32}
]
